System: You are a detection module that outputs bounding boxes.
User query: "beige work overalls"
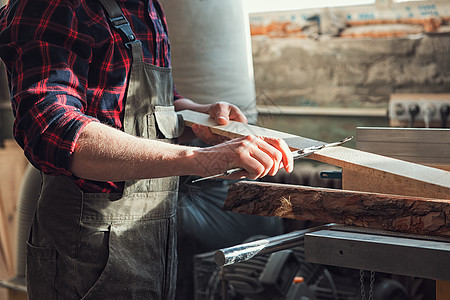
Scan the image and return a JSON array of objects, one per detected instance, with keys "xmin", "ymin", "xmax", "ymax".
[{"xmin": 26, "ymin": 0, "xmax": 182, "ymax": 298}]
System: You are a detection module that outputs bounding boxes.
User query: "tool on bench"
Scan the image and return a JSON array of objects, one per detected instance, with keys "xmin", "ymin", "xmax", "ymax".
[
  {"xmin": 192, "ymin": 136, "xmax": 353, "ymax": 183},
  {"xmin": 214, "ymin": 224, "xmax": 338, "ymax": 266}
]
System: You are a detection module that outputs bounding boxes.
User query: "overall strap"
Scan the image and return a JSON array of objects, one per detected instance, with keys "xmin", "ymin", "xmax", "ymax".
[{"xmin": 98, "ymin": 0, "xmax": 144, "ymax": 62}]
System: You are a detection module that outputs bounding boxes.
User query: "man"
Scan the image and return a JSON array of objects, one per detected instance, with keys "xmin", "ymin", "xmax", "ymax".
[{"xmin": 0, "ymin": 0, "xmax": 293, "ymax": 298}]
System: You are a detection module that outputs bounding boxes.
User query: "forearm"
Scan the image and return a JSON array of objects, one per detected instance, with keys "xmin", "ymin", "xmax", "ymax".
[
  {"xmin": 71, "ymin": 104, "xmax": 293, "ymax": 183},
  {"xmin": 70, "ymin": 122, "xmax": 199, "ymax": 181}
]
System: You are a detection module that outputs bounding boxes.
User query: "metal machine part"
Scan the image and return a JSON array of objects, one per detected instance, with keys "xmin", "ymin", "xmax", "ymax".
[
  {"xmin": 388, "ymin": 93, "xmax": 450, "ymax": 128},
  {"xmin": 215, "ymin": 224, "xmax": 450, "ymax": 281},
  {"xmin": 196, "ymin": 231, "xmax": 413, "ymax": 300},
  {"xmin": 214, "ymin": 224, "xmax": 337, "ymax": 266},
  {"xmin": 304, "ymin": 226, "xmax": 450, "ymax": 282}
]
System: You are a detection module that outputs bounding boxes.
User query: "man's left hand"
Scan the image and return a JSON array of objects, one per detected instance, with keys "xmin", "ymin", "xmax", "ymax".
[{"xmin": 192, "ymin": 102, "xmax": 247, "ymax": 145}]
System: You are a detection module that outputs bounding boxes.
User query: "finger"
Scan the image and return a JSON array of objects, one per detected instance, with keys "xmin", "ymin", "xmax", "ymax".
[
  {"xmin": 210, "ymin": 102, "xmax": 230, "ymax": 125},
  {"xmin": 222, "ymin": 135, "xmax": 266, "ymax": 179},
  {"xmin": 242, "ymin": 137, "xmax": 276, "ymax": 178},
  {"xmin": 228, "ymin": 105, "xmax": 248, "ymax": 124},
  {"xmin": 259, "ymin": 137, "xmax": 294, "ymax": 174},
  {"xmin": 252, "ymin": 138, "xmax": 282, "ymax": 176},
  {"xmin": 267, "ymin": 137, "xmax": 294, "ymax": 173},
  {"xmin": 192, "ymin": 124, "xmax": 218, "ymax": 145},
  {"xmin": 235, "ymin": 152, "xmax": 268, "ymax": 180},
  {"xmin": 251, "ymin": 149, "xmax": 275, "ymax": 178}
]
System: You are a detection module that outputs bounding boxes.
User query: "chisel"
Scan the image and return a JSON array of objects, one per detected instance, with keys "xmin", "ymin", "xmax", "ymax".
[{"xmin": 192, "ymin": 136, "xmax": 353, "ymax": 183}]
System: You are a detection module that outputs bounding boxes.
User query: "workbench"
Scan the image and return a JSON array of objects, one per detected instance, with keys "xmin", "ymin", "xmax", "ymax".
[{"xmin": 305, "ymin": 225, "xmax": 450, "ymax": 282}]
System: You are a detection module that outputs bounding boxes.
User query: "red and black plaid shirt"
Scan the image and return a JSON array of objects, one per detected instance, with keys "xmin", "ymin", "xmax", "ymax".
[{"xmin": 0, "ymin": 0, "xmax": 181, "ymax": 192}]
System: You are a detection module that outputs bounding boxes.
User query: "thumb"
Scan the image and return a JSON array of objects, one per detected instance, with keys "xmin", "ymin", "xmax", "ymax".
[{"xmin": 215, "ymin": 114, "xmax": 229, "ymax": 125}]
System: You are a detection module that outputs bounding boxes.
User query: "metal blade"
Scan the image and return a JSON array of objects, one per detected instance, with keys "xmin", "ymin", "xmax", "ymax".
[{"xmin": 292, "ymin": 136, "xmax": 353, "ymax": 159}]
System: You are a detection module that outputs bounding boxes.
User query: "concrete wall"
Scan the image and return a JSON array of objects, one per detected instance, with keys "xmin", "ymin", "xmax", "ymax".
[
  {"xmin": 252, "ymin": 34, "xmax": 450, "ymax": 108},
  {"xmin": 250, "ymin": 0, "xmax": 450, "ymax": 141}
]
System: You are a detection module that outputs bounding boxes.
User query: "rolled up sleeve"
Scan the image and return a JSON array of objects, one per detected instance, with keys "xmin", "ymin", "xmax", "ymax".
[{"xmin": 0, "ymin": 0, "xmax": 98, "ymax": 175}]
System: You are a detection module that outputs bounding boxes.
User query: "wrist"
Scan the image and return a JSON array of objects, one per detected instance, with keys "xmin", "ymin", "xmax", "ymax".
[{"xmin": 174, "ymin": 146, "xmax": 207, "ymax": 177}]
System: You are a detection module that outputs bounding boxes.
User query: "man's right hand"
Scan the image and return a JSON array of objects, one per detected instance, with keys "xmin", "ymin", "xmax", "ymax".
[{"xmin": 192, "ymin": 135, "xmax": 294, "ymax": 180}]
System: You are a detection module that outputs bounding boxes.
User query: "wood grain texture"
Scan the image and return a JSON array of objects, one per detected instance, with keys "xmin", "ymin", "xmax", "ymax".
[
  {"xmin": 356, "ymin": 127, "xmax": 450, "ymax": 165},
  {"xmin": 224, "ymin": 181, "xmax": 450, "ymax": 237},
  {"xmin": 180, "ymin": 110, "xmax": 450, "ymax": 199},
  {"xmin": 0, "ymin": 141, "xmax": 28, "ymax": 281},
  {"xmin": 356, "ymin": 127, "xmax": 450, "ymax": 143},
  {"xmin": 179, "ymin": 109, "xmax": 324, "ymax": 149}
]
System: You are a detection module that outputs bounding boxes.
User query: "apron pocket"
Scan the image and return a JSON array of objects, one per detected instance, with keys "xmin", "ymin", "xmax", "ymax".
[
  {"xmin": 77, "ymin": 223, "xmax": 110, "ymax": 299},
  {"xmin": 153, "ymin": 105, "xmax": 184, "ymax": 139},
  {"xmin": 81, "ymin": 218, "xmax": 175, "ymax": 299},
  {"xmin": 26, "ymin": 242, "xmax": 57, "ymax": 300}
]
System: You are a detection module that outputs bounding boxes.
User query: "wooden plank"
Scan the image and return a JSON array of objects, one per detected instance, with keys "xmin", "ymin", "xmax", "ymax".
[
  {"xmin": 324, "ymin": 148, "xmax": 450, "ymax": 199},
  {"xmin": 180, "ymin": 109, "xmax": 324, "ymax": 149},
  {"xmin": 180, "ymin": 110, "xmax": 450, "ymax": 199},
  {"xmin": 9, "ymin": 289, "xmax": 27, "ymax": 300},
  {"xmin": 0, "ymin": 140, "xmax": 28, "ymax": 281},
  {"xmin": 356, "ymin": 127, "xmax": 450, "ymax": 165},
  {"xmin": 356, "ymin": 127, "xmax": 450, "ymax": 143},
  {"xmin": 436, "ymin": 165, "xmax": 450, "ymax": 171},
  {"xmin": 350, "ymin": 126, "xmax": 450, "ymax": 300},
  {"xmin": 224, "ymin": 181, "xmax": 450, "ymax": 238},
  {"xmin": 257, "ymin": 105, "xmax": 387, "ymax": 117},
  {"xmin": 437, "ymin": 281, "xmax": 450, "ymax": 300},
  {"xmin": 0, "ymin": 288, "xmax": 6, "ymax": 300},
  {"xmin": 390, "ymin": 93, "xmax": 450, "ymax": 102},
  {"xmin": 356, "ymin": 142, "xmax": 449, "ymax": 159}
]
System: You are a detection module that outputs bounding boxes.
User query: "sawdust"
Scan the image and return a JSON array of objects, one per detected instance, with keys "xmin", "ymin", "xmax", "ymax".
[{"xmin": 275, "ymin": 195, "xmax": 294, "ymax": 218}]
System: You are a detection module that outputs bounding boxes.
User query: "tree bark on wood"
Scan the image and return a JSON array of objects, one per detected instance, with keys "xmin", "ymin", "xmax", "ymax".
[{"xmin": 224, "ymin": 181, "xmax": 450, "ymax": 238}]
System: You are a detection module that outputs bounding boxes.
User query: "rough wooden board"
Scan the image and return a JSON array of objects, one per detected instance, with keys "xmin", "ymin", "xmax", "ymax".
[
  {"xmin": 224, "ymin": 181, "xmax": 450, "ymax": 238},
  {"xmin": 180, "ymin": 110, "xmax": 450, "ymax": 199}
]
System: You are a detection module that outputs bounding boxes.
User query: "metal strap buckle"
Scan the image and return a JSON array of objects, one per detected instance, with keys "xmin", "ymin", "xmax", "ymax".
[
  {"xmin": 125, "ymin": 40, "xmax": 142, "ymax": 50},
  {"xmin": 109, "ymin": 14, "xmax": 136, "ymax": 45},
  {"xmin": 109, "ymin": 14, "xmax": 128, "ymax": 26}
]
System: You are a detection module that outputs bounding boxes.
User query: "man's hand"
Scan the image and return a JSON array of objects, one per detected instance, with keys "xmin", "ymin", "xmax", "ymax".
[
  {"xmin": 174, "ymin": 99, "xmax": 247, "ymax": 145},
  {"xmin": 173, "ymin": 98, "xmax": 293, "ymax": 180},
  {"xmin": 71, "ymin": 100, "xmax": 293, "ymax": 182},
  {"xmin": 192, "ymin": 135, "xmax": 294, "ymax": 180},
  {"xmin": 207, "ymin": 101, "xmax": 248, "ymax": 125},
  {"xmin": 192, "ymin": 101, "xmax": 247, "ymax": 145}
]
